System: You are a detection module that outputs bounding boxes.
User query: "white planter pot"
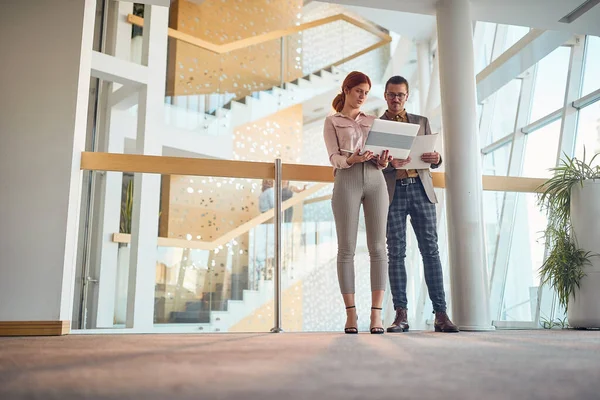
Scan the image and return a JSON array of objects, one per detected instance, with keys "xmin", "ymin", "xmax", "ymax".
[{"xmin": 568, "ymin": 180, "xmax": 600, "ymax": 328}]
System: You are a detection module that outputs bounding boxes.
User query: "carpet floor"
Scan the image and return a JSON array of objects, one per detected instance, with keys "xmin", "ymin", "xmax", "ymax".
[{"xmin": 1, "ymin": 330, "xmax": 599, "ymax": 400}]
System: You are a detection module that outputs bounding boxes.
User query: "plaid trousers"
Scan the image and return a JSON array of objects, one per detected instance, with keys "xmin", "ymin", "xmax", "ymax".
[{"xmin": 387, "ymin": 178, "xmax": 447, "ymax": 312}]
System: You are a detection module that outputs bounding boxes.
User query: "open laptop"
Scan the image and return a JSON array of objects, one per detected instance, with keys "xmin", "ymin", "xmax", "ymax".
[{"xmin": 363, "ymin": 119, "xmax": 420, "ymax": 160}]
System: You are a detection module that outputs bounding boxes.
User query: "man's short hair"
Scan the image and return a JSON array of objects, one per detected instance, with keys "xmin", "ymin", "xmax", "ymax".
[{"xmin": 385, "ymin": 76, "xmax": 409, "ymax": 93}]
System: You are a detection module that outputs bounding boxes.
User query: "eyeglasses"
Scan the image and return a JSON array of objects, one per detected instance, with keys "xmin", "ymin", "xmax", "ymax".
[{"xmin": 386, "ymin": 92, "xmax": 407, "ymax": 100}]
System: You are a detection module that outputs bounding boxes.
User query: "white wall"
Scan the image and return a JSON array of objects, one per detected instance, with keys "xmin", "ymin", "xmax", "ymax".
[{"xmin": 0, "ymin": 0, "xmax": 96, "ymax": 322}]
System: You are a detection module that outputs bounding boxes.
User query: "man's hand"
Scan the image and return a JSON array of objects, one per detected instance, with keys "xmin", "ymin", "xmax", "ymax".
[
  {"xmin": 421, "ymin": 152, "xmax": 440, "ymax": 165},
  {"xmin": 390, "ymin": 156, "xmax": 411, "ymax": 169}
]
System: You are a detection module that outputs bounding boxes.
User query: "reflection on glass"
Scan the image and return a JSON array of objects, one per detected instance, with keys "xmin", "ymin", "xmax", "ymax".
[
  {"xmin": 529, "ymin": 46, "xmax": 571, "ymax": 122},
  {"xmin": 522, "ymin": 120, "xmax": 560, "ymax": 178},
  {"xmin": 582, "ymin": 35, "xmax": 600, "ymax": 98}
]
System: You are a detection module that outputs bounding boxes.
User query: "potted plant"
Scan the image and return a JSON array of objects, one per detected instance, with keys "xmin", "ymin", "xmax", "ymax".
[{"xmin": 537, "ymin": 151, "xmax": 600, "ymax": 328}]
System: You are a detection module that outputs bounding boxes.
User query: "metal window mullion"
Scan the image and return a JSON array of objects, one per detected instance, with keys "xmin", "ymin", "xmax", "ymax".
[
  {"xmin": 556, "ymin": 36, "xmax": 585, "ymax": 162},
  {"xmin": 488, "ymin": 67, "xmax": 535, "ymax": 323},
  {"xmin": 521, "ymin": 108, "xmax": 563, "ymax": 134},
  {"xmin": 481, "ymin": 134, "xmax": 513, "ymax": 155},
  {"xmin": 572, "ymin": 88, "xmax": 600, "ymax": 109}
]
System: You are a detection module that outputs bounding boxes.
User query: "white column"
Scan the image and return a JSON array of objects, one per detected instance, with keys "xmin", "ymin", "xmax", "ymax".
[
  {"xmin": 126, "ymin": 5, "xmax": 169, "ymax": 329},
  {"xmin": 435, "ymin": 0, "xmax": 493, "ymax": 331},
  {"xmin": 417, "ymin": 41, "xmax": 431, "ymax": 115},
  {"xmin": 425, "ymin": 53, "xmax": 440, "ymax": 116},
  {"xmin": 0, "ymin": 0, "xmax": 96, "ymax": 324}
]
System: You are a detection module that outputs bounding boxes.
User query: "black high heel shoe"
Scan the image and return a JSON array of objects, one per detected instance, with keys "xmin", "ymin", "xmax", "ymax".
[
  {"xmin": 370, "ymin": 307, "xmax": 384, "ymax": 334},
  {"xmin": 344, "ymin": 305, "xmax": 358, "ymax": 334}
]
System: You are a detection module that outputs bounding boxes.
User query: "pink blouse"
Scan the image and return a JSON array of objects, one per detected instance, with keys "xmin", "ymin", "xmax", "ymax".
[{"xmin": 323, "ymin": 112, "xmax": 381, "ymax": 169}]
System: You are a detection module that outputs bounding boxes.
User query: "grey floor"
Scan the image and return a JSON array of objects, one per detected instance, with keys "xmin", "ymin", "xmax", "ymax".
[{"xmin": 1, "ymin": 330, "xmax": 599, "ymax": 400}]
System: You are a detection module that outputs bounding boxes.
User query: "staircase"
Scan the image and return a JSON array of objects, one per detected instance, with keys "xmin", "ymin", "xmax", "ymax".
[
  {"xmin": 112, "ymin": 66, "xmax": 345, "ymax": 159},
  {"xmin": 168, "ymin": 222, "xmax": 339, "ymax": 332}
]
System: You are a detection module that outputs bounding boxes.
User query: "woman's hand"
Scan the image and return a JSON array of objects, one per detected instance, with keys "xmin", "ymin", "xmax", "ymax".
[
  {"xmin": 376, "ymin": 150, "xmax": 393, "ymax": 168},
  {"xmin": 347, "ymin": 148, "xmax": 373, "ymax": 165}
]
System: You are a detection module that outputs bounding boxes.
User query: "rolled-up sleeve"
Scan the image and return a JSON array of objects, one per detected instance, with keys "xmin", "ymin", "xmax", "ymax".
[{"xmin": 323, "ymin": 118, "xmax": 350, "ymax": 169}]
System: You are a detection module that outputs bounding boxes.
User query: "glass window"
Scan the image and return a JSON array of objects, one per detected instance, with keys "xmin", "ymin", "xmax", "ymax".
[
  {"xmin": 529, "ymin": 46, "xmax": 571, "ymax": 122},
  {"xmin": 486, "ymin": 79, "xmax": 522, "ymax": 146},
  {"xmin": 483, "ymin": 190, "xmax": 503, "ymax": 276},
  {"xmin": 482, "ymin": 143, "xmax": 512, "ymax": 275},
  {"xmin": 522, "ymin": 120, "xmax": 561, "ymax": 178},
  {"xmin": 482, "ymin": 141, "xmax": 512, "ymax": 176},
  {"xmin": 489, "ymin": 25, "xmax": 530, "ymax": 64},
  {"xmin": 475, "ymin": 21, "xmax": 497, "ymax": 74},
  {"xmin": 582, "ymin": 35, "xmax": 600, "ymax": 98},
  {"xmin": 574, "ymin": 102, "xmax": 600, "ymax": 166},
  {"xmin": 499, "ymin": 192, "xmax": 547, "ymax": 321},
  {"xmin": 503, "ymin": 25, "xmax": 530, "ymax": 52}
]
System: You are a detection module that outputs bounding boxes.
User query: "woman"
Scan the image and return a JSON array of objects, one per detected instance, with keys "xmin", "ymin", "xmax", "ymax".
[
  {"xmin": 258, "ymin": 179, "xmax": 274, "ymax": 213},
  {"xmin": 323, "ymin": 71, "xmax": 392, "ymax": 334}
]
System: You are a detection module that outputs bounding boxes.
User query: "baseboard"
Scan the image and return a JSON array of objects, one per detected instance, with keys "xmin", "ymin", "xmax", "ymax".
[{"xmin": 0, "ymin": 321, "xmax": 70, "ymax": 336}]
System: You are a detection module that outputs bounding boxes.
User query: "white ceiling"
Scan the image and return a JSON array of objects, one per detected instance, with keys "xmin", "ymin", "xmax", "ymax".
[
  {"xmin": 327, "ymin": 0, "xmax": 600, "ymax": 38},
  {"xmin": 342, "ymin": 5, "xmax": 437, "ymax": 40}
]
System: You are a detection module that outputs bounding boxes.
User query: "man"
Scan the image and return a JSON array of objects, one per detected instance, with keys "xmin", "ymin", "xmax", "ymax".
[{"xmin": 381, "ymin": 76, "xmax": 458, "ymax": 333}]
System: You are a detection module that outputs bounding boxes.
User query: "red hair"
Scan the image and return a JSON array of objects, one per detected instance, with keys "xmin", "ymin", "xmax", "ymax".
[{"xmin": 332, "ymin": 71, "xmax": 372, "ymax": 112}]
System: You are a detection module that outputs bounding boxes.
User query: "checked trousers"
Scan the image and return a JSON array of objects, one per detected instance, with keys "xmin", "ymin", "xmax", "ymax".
[{"xmin": 387, "ymin": 178, "xmax": 447, "ymax": 312}]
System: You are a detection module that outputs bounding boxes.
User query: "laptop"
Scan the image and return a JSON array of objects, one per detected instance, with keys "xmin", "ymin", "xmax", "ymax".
[{"xmin": 363, "ymin": 119, "xmax": 420, "ymax": 160}]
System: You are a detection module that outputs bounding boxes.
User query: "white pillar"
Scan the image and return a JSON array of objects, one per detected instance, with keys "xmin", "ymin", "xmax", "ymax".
[
  {"xmin": 126, "ymin": 5, "xmax": 169, "ymax": 329},
  {"xmin": 0, "ymin": 0, "xmax": 96, "ymax": 327},
  {"xmin": 425, "ymin": 53, "xmax": 440, "ymax": 116},
  {"xmin": 417, "ymin": 41, "xmax": 431, "ymax": 115},
  {"xmin": 435, "ymin": 0, "xmax": 493, "ymax": 331}
]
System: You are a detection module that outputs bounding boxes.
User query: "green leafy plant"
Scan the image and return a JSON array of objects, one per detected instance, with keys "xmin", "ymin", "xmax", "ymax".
[
  {"xmin": 120, "ymin": 179, "xmax": 162, "ymax": 235},
  {"xmin": 540, "ymin": 315, "xmax": 570, "ymax": 330},
  {"xmin": 120, "ymin": 180, "xmax": 134, "ymax": 234},
  {"xmin": 537, "ymin": 150, "xmax": 600, "ymax": 311}
]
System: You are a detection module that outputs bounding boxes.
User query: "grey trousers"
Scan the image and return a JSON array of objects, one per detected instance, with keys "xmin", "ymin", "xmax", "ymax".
[{"xmin": 331, "ymin": 162, "xmax": 389, "ymax": 294}]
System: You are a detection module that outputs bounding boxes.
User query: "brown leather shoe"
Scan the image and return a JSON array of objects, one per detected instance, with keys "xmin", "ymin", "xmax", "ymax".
[
  {"xmin": 387, "ymin": 307, "xmax": 409, "ymax": 333},
  {"xmin": 434, "ymin": 311, "xmax": 459, "ymax": 332}
]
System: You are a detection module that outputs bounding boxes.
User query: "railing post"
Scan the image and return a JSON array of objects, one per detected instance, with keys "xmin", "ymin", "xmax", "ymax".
[
  {"xmin": 271, "ymin": 158, "xmax": 284, "ymax": 333},
  {"xmin": 280, "ymin": 37, "xmax": 286, "ymax": 88}
]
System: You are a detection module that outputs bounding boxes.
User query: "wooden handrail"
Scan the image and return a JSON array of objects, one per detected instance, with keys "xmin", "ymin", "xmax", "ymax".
[
  {"xmin": 127, "ymin": 13, "xmax": 391, "ymax": 55},
  {"xmin": 81, "ymin": 152, "xmax": 547, "ymax": 192},
  {"xmin": 303, "ymin": 175, "xmax": 546, "ymax": 206},
  {"xmin": 112, "ymin": 182, "xmax": 328, "ymax": 250}
]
